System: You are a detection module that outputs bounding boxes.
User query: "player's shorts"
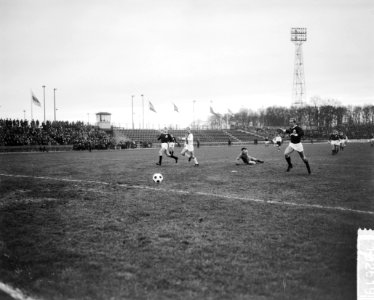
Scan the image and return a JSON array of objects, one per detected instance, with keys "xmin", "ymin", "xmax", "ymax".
[
  {"xmin": 242, "ymin": 157, "xmax": 256, "ymax": 165},
  {"xmin": 276, "ymin": 141, "xmax": 281, "ymax": 146},
  {"xmin": 159, "ymin": 143, "xmax": 170, "ymax": 155},
  {"xmin": 285, "ymin": 142, "xmax": 304, "ymax": 153},
  {"xmin": 183, "ymin": 144, "xmax": 194, "ymax": 152},
  {"xmin": 330, "ymin": 140, "xmax": 340, "ymax": 146},
  {"xmin": 161, "ymin": 143, "xmax": 169, "ymax": 150}
]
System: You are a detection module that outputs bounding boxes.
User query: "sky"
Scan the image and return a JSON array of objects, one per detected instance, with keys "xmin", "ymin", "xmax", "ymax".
[{"xmin": 0, "ymin": 0, "xmax": 373, "ymax": 128}]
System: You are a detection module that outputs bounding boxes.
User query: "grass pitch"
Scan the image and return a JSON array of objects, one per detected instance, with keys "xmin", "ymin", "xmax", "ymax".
[{"xmin": 0, "ymin": 142, "xmax": 373, "ymax": 300}]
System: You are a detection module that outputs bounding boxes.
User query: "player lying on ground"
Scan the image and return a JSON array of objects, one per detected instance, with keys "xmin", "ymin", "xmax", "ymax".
[{"xmin": 235, "ymin": 147, "xmax": 264, "ymax": 165}]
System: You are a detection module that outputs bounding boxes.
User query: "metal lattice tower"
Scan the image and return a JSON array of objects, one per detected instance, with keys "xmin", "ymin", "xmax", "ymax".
[{"xmin": 291, "ymin": 28, "xmax": 307, "ymax": 107}]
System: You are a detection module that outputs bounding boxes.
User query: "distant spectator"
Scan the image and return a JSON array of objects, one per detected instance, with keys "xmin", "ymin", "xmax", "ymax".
[{"xmin": 264, "ymin": 136, "xmax": 270, "ymax": 147}]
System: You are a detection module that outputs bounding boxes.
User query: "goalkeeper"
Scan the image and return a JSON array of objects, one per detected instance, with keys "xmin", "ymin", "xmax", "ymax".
[{"xmin": 235, "ymin": 147, "xmax": 264, "ymax": 165}]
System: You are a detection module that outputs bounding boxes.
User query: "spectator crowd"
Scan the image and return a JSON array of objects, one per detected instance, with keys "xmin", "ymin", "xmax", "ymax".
[{"xmin": 0, "ymin": 119, "xmax": 114, "ymax": 150}]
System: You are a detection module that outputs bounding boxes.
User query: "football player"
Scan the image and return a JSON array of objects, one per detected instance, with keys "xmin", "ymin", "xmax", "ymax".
[
  {"xmin": 274, "ymin": 133, "xmax": 282, "ymax": 151},
  {"xmin": 329, "ymin": 130, "xmax": 340, "ymax": 155},
  {"xmin": 156, "ymin": 128, "xmax": 178, "ymax": 165},
  {"xmin": 339, "ymin": 131, "xmax": 348, "ymax": 151},
  {"xmin": 279, "ymin": 118, "xmax": 311, "ymax": 174},
  {"xmin": 168, "ymin": 134, "xmax": 177, "ymax": 156},
  {"xmin": 181, "ymin": 127, "xmax": 199, "ymax": 166},
  {"xmin": 235, "ymin": 147, "xmax": 264, "ymax": 165}
]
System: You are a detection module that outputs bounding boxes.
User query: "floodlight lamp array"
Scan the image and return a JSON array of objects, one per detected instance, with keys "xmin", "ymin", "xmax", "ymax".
[{"xmin": 291, "ymin": 27, "xmax": 307, "ymax": 42}]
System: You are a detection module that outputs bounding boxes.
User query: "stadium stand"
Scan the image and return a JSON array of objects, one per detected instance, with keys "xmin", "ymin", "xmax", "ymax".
[
  {"xmin": 225, "ymin": 130, "xmax": 260, "ymax": 142},
  {"xmin": 1, "ymin": 118, "xmax": 373, "ymax": 152}
]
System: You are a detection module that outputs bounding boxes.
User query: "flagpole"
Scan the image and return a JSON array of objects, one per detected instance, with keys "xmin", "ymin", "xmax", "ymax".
[
  {"xmin": 42, "ymin": 85, "xmax": 46, "ymax": 123},
  {"xmin": 31, "ymin": 92, "xmax": 33, "ymax": 120},
  {"xmin": 210, "ymin": 100, "xmax": 213, "ymax": 129},
  {"xmin": 193, "ymin": 100, "xmax": 196, "ymax": 129},
  {"xmin": 131, "ymin": 95, "xmax": 134, "ymax": 130},
  {"xmin": 53, "ymin": 88, "xmax": 57, "ymax": 121},
  {"xmin": 141, "ymin": 94, "xmax": 144, "ymax": 129}
]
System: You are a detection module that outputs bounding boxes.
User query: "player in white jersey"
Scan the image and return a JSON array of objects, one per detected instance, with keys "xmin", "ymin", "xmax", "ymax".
[
  {"xmin": 339, "ymin": 131, "xmax": 348, "ymax": 151},
  {"xmin": 181, "ymin": 127, "xmax": 199, "ymax": 166},
  {"xmin": 168, "ymin": 134, "xmax": 177, "ymax": 156},
  {"xmin": 370, "ymin": 134, "xmax": 374, "ymax": 147},
  {"xmin": 273, "ymin": 133, "xmax": 282, "ymax": 151}
]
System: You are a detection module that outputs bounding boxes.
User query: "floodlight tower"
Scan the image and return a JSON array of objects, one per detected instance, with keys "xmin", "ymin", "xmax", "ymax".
[{"xmin": 291, "ymin": 27, "xmax": 307, "ymax": 107}]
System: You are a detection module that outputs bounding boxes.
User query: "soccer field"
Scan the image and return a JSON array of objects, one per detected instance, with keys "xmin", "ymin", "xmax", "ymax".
[{"xmin": 0, "ymin": 142, "xmax": 373, "ymax": 300}]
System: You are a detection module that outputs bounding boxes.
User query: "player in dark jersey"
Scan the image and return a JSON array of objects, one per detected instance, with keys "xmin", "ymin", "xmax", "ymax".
[
  {"xmin": 279, "ymin": 118, "xmax": 311, "ymax": 174},
  {"xmin": 329, "ymin": 130, "xmax": 340, "ymax": 155},
  {"xmin": 156, "ymin": 128, "xmax": 178, "ymax": 165},
  {"xmin": 235, "ymin": 148, "xmax": 264, "ymax": 165}
]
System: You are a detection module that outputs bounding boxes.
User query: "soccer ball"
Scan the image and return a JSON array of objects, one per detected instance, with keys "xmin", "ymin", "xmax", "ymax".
[{"xmin": 153, "ymin": 173, "xmax": 163, "ymax": 183}]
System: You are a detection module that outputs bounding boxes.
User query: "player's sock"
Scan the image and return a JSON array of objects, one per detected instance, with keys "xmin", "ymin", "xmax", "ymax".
[
  {"xmin": 285, "ymin": 156, "xmax": 292, "ymax": 171},
  {"xmin": 305, "ymin": 161, "xmax": 311, "ymax": 174},
  {"xmin": 156, "ymin": 156, "xmax": 162, "ymax": 165},
  {"xmin": 193, "ymin": 157, "xmax": 199, "ymax": 165}
]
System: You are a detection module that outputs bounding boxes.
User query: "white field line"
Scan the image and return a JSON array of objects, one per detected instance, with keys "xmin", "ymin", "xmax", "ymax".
[
  {"xmin": 1, "ymin": 173, "xmax": 373, "ymax": 216},
  {"xmin": 0, "ymin": 282, "xmax": 39, "ymax": 300}
]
